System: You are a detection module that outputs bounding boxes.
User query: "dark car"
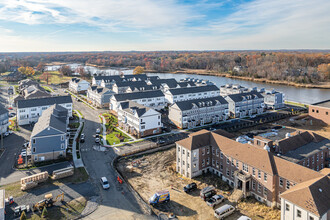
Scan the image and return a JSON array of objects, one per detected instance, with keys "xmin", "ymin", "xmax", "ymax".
[
  {"xmin": 80, "ymin": 134, "xmax": 85, "ymax": 143},
  {"xmin": 184, "ymin": 182, "xmax": 197, "ymax": 193}
]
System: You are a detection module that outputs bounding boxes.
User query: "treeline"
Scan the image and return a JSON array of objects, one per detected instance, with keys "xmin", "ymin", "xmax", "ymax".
[{"xmin": 1, "ymin": 51, "xmax": 329, "ymax": 83}]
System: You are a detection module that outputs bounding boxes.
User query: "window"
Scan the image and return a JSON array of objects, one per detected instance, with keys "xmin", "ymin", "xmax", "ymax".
[
  {"xmin": 279, "ymin": 178, "xmax": 283, "ymax": 187},
  {"xmin": 178, "ymin": 158, "xmax": 180, "ymax": 163},
  {"xmin": 231, "ymin": 159, "xmax": 234, "ymax": 166},
  {"xmin": 182, "ymin": 149, "xmax": 185, "ymax": 155},
  {"xmin": 227, "ymin": 158, "xmax": 230, "ymax": 164},
  {"xmin": 216, "ymin": 161, "xmax": 219, "ymax": 168},
  {"xmin": 236, "ymin": 161, "xmax": 239, "ymax": 168},
  {"xmin": 243, "ymin": 163, "xmax": 249, "ymax": 172},
  {"xmin": 226, "ymin": 168, "xmax": 229, "ymax": 176},
  {"xmin": 310, "ymin": 217, "xmax": 314, "ymax": 220},
  {"xmin": 252, "ymin": 168, "xmax": 255, "ymax": 176},
  {"xmin": 231, "ymin": 171, "xmax": 234, "ymax": 178},
  {"xmin": 33, "ymin": 147, "xmax": 36, "ymax": 153},
  {"xmin": 258, "ymin": 170, "xmax": 261, "ymax": 179},
  {"xmin": 312, "ymin": 109, "xmax": 315, "ymax": 112},
  {"xmin": 286, "ymin": 203, "xmax": 290, "ymax": 211},
  {"xmin": 61, "ymin": 135, "xmax": 64, "ymax": 141},
  {"xmin": 212, "ymin": 159, "xmax": 215, "ymax": 166},
  {"xmin": 264, "ymin": 188, "xmax": 268, "ymax": 196},
  {"xmin": 207, "ymin": 159, "xmax": 210, "ymax": 165},
  {"xmin": 207, "ymin": 147, "xmax": 210, "ymax": 154},
  {"xmin": 321, "ymin": 152, "xmax": 323, "ymax": 159},
  {"xmin": 178, "ymin": 146, "xmax": 180, "ymax": 152},
  {"xmin": 193, "ymin": 164, "xmax": 196, "ymax": 168},
  {"xmin": 316, "ymin": 110, "xmax": 319, "ymax": 113},
  {"xmin": 183, "ymin": 161, "xmax": 185, "ymax": 165},
  {"xmin": 264, "ymin": 173, "xmax": 267, "ymax": 182},
  {"xmin": 31, "ymin": 108, "xmax": 37, "ymax": 111},
  {"xmin": 317, "ymin": 154, "xmax": 319, "ymax": 161},
  {"xmin": 61, "ymin": 143, "xmax": 64, "ymax": 149},
  {"xmin": 312, "ymin": 156, "xmax": 314, "ymax": 164},
  {"xmin": 220, "ymin": 152, "xmax": 223, "ymax": 159},
  {"xmin": 307, "ymin": 159, "xmax": 310, "ymax": 167},
  {"xmin": 252, "ymin": 181, "xmax": 256, "ymax": 190},
  {"xmin": 33, "ymin": 139, "xmax": 36, "ymax": 144},
  {"xmin": 202, "ymin": 159, "xmax": 205, "ymax": 167},
  {"xmin": 257, "ymin": 183, "xmax": 261, "ymax": 193},
  {"xmin": 193, "ymin": 152, "xmax": 197, "ymax": 157},
  {"xmin": 286, "ymin": 180, "xmax": 290, "ymax": 189},
  {"xmin": 297, "ymin": 210, "xmax": 301, "ymax": 218},
  {"xmin": 212, "ymin": 148, "xmax": 215, "ymax": 155},
  {"xmin": 216, "ymin": 149, "xmax": 219, "ymax": 157},
  {"xmin": 187, "ymin": 152, "xmax": 190, "ymax": 157},
  {"xmin": 202, "ymin": 148, "xmax": 205, "ymax": 155},
  {"xmin": 141, "ymin": 125, "xmax": 145, "ymax": 129}
]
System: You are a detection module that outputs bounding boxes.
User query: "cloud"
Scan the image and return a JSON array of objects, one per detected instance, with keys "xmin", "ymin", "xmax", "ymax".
[{"xmin": 0, "ymin": 0, "xmax": 198, "ymax": 31}]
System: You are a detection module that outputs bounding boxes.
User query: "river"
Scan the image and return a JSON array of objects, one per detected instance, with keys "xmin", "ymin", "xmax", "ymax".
[
  {"xmin": 46, "ymin": 64, "xmax": 329, "ymax": 104},
  {"xmin": 146, "ymin": 73, "xmax": 329, "ymax": 104}
]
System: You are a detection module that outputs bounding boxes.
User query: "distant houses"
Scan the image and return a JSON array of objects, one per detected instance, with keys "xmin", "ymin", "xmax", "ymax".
[{"xmin": 69, "ymin": 78, "xmax": 90, "ymax": 94}]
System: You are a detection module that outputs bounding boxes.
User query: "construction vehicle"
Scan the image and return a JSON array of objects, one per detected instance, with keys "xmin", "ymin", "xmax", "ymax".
[
  {"xmin": 33, "ymin": 193, "xmax": 64, "ymax": 211},
  {"xmin": 149, "ymin": 190, "xmax": 170, "ymax": 205}
]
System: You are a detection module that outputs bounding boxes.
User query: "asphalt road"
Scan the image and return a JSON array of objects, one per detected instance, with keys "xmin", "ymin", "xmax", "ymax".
[{"xmin": 72, "ymin": 98, "xmax": 154, "ymax": 219}]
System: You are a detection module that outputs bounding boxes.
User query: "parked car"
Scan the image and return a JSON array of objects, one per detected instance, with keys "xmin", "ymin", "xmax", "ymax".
[
  {"xmin": 214, "ymin": 204, "xmax": 235, "ymax": 219},
  {"xmin": 206, "ymin": 195, "xmax": 224, "ymax": 208},
  {"xmin": 96, "ymin": 128, "xmax": 100, "ymax": 134},
  {"xmin": 95, "ymin": 137, "xmax": 100, "ymax": 143},
  {"xmin": 158, "ymin": 139, "xmax": 165, "ymax": 144},
  {"xmin": 80, "ymin": 134, "xmax": 85, "ymax": 143},
  {"xmin": 183, "ymin": 182, "xmax": 197, "ymax": 193},
  {"xmin": 100, "ymin": 177, "xmax": 110, "ymax": 189},
  {"xmin": 200, "ymin": 186, "xmax": 216, "ymax": 201},
  {"xmin": 9, "ymin": 112, "xmax": 16, "ymax": 117},
  {"xmin": 4, "ymin": 132, "xmax": 9, "ymax": 137}
]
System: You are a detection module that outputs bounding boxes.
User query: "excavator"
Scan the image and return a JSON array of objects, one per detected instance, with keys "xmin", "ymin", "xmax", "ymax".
[{"xmin": 33, "ymin": 192, "xmax": 64, "ymax": 211}]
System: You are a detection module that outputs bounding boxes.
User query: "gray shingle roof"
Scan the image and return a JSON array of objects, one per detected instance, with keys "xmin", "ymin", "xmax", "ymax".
[
  {"xmin": 226, "ymin": 91, "xmax": 264, "ymax": 102},
  {"xmin": 0, "ymin": 104, "xmax": 8, "ymax": 115},
  {"xmin": 114, "ymin": 81, "xmax": 148, "ymax": 87},
  {"xmin": 172, "ymin": 96, "xmax": 228, "ymax": 111},
  {"xmin": 112, "ymin": 90, "xmax": 164, "ymax": 102},
  {"xmin": 119, "ymin": 101, "xmax": 151, "ymax": 117},
  {"xmin": 31, "ymin": 104, "xmax": 67, "ymax": 137},
  {"xmin": 17, "ymin": 95, "xmax": 72, "ymax": 108},
  {"xmin": 95, "ymin": 75, "xmax": 122, "ymax": 81},
  {"xmin": 168, "ymin": 85, "xmax": 219, "ymax": 95},
  {"xmin": 150, "ymin": 78, "xmax": 178, "ymax": 88}
]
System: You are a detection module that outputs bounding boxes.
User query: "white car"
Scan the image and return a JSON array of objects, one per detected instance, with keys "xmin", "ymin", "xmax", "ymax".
[
  {"xmin": 96, "ymin": 128, "xmax": 101, "ymax": 134},
  {"xmin": 4, "ymin": 132, "xmax": 9, "ymax": 137},
  {"xmin": 238, "ymin": 216, "xmax": 252, "ymax": 220},
  {"xmin": 214, "ymin": 204, "xmax": 235, "ymax": 219},
  {"xmin": 100, "ymin": 177, "xmax": 110, "ymax": 189},
  {"xmin": 95, "ymin": 137, "xmax": 100, "ymax": 143},
  {"xmin": 206, "ymin": 195, "xmax": 224, "ymax": 208}
]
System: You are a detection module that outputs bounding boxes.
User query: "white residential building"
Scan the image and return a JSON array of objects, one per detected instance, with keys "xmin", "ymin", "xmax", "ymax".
[
  {"xmin": 0, "ymin": 105, "xmax": 9, "ymax": 135},
  {"xmin": 118, "ymin": 101, "xmax": 162, "ymax": 138},
  {"xmin": 69, "ymin": 78, "xmax": 90, "ymax": 93},
  {"xmin": 280, "ymin": 174, "xmax": 329, "ymax": 220},
  {"xmin": 169, "ymin": 96, "xmax": 229, "ymax": 129},
  {"xmin": 17, "ymin": 96, "xmax": 73, "ymax": 125},
  {"xmin": 224, "ymin": 91, "xmax": 265, "ymax": 118},
  {"xmin": 164, "ymin": 85, "xmax": 220, "ymax": 104},
  {"xmin": 87, "ymin": 86, "xmax": 114, "ymax": 108},
  {"xmin": 220, "ymin": 84, "xmax": 284, "ymax": 109},
  {"xmin": 109, "ymin": 90, "xmax": 165, "ymax": 114}
]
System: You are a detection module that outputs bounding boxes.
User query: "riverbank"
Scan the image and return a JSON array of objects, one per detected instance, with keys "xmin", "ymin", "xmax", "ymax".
[{"xmin": 147, "ymin": 68, "xmax": 330, "ymax": 89}]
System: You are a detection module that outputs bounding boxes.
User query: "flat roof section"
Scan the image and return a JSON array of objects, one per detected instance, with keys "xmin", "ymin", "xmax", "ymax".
[{"xmin": 311, "ymin": 99, "xmax": 330, "ymax": 109}]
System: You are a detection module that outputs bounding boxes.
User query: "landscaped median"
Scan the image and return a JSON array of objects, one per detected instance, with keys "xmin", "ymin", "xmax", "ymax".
[{"xmin": 100, "ymin": 113, "xmax": 131, "ymax": 145}]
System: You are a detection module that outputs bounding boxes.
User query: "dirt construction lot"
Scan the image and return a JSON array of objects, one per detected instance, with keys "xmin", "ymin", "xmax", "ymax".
[{"xmin": 118, "ymin": 148, "xmax": 280, "ymax": 220}]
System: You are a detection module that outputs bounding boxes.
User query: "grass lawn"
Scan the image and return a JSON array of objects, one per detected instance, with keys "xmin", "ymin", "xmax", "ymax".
[
  {"xmin": 75, "ymin": 110, "xmax": 84, "ymax": 119},
  {"xmin": 42, "ymin": 86, "xmax": 54, "ymax": 93},
  {"xmin": 238, "ymin": 197, "xmax": 280, "ymax": 220},
  {"xmin": 0, "ymin": 182, "xmax": 26, "ymax": 198},
  {"xmin": 105, "ymin": 129, "xmax": 130, "ymax": 145},
  {"xmin": 29, "ymin": 196, "xmax": 87, "ymax": 220},
  {"xmin": 53, "ymin": 167, "xmax": 89, "ymax": 185},
  {"xmin": 33, "ymin": 71, "xmax": 71, "ymax": 84}
]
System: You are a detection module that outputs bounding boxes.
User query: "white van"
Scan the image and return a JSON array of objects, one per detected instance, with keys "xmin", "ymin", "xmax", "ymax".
[
  {"xmin": 237, "ymin": 216, "xmax": 251, "ymax": 220},
  {"xmin": 214, "ymin": 204, "xmax": 235, "ymax": 219}
]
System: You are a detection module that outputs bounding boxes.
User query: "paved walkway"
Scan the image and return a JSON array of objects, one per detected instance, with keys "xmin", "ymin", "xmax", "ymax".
[
  {"xmin": 72, "ymin": 110, "xmax": 84, "ymax": 168},
  {"xmin": 101, "ymin": 115, "xmax": 107, "ymax": 146}
]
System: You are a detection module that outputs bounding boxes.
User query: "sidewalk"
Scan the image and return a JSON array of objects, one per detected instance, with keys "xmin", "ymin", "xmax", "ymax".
[
  {"xmin": 100, "ymin": 115, "xmax": 107, "ymax": 146},
  {"xmin": 72, "ymin": 110, "xmax": 84, "ymax": 168}
]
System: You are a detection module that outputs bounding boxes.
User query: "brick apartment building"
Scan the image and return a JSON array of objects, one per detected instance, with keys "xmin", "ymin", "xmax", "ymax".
[
  {"xmin": 309, "ymin": 99, "xmax": 330, "ymax": 125},
  {"xmin": 176, "ymin": 130, "xmax": 326, "ymax": 208},
  {"xmin": 253, "ymin": 131, "xmax": 329, "ymax": 171}
]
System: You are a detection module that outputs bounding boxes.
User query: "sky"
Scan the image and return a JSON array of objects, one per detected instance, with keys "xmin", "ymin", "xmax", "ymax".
[{"xmin": 0, "ymin": 0, "xmax": 329, "ymax": 52}]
